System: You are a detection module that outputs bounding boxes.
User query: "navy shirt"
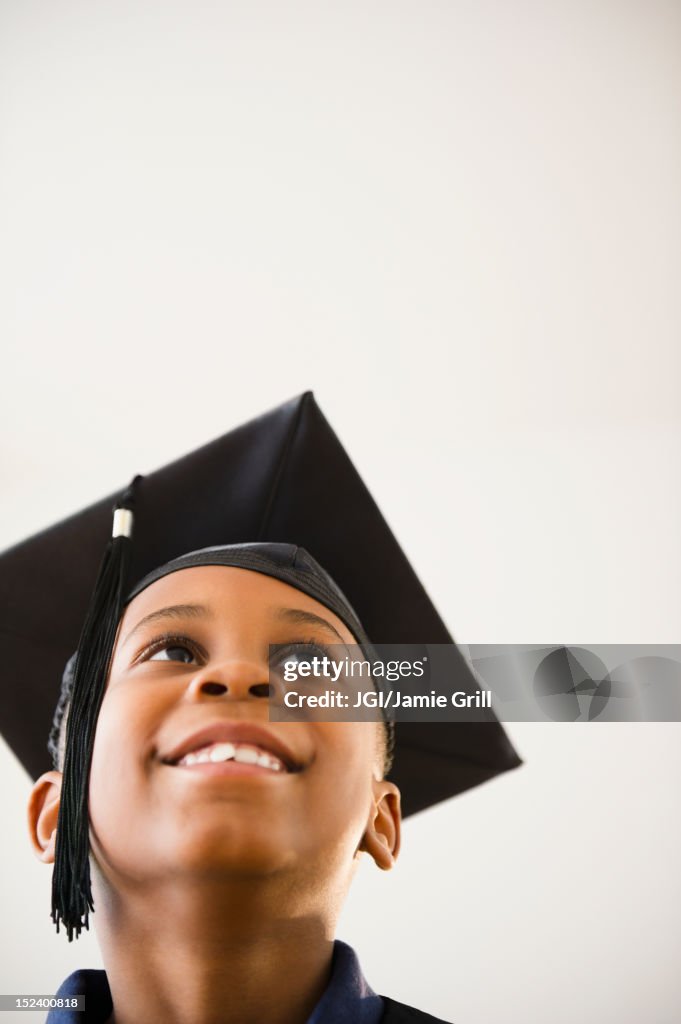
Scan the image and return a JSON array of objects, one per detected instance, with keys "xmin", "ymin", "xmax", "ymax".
[{"xmin": 46, "ymin": 938, "xmax": 384, "ymax": 1024}]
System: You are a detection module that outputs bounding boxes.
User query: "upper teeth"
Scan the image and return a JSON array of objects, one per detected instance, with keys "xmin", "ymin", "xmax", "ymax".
[{"xmin": 177, "ymin": 742, "xmax": 285, "ymax": 772}]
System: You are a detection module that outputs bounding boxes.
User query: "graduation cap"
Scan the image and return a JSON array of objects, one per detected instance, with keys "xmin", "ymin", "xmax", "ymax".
[{"xmin": 0, "ymin": 391, "xmax": 521, "ymax": 939}]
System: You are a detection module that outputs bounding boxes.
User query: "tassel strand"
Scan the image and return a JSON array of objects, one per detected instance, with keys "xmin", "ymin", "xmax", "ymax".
[{"xmin": 51, "ymin": 475, "xmax": 142, "ymax": 940}]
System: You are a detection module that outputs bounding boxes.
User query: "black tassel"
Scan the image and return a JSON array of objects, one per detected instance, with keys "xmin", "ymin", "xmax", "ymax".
[{"xmin": 51, "ymin": 475, "xmax": 142, "ymax": 941}]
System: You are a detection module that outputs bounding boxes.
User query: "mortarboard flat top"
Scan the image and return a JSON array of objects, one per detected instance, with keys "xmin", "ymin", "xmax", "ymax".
[{"xmin": 0, "ymin": 391, "xmax": 520, "ymax": 817}]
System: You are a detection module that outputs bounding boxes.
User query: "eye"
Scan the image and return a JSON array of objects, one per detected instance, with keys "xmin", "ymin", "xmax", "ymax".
[
  {"xmin": 149, "ymin": 645, "xmax": 196, "ymax": 664},
  {"xmin": 138, "ymin": 634, "xmax": 202, "ymax": 665}
]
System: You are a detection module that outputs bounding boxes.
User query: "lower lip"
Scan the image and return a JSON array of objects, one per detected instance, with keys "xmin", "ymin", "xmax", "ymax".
[{"xmin": 168, "ymin": 761, "xmax": 289, "ymax": 778}]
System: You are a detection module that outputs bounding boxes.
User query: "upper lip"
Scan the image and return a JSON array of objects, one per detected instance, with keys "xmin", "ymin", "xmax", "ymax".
[{"xmin": 159, "ymin": 721, "xmax": 303, "ymax": 773}]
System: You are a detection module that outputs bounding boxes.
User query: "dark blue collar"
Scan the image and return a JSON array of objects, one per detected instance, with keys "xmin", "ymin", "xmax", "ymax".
[
  {"xmin": 308, "ymin": 939, "xmax": 384, "ymax": 1024},
  {"xmin": 46, "ymin": 938, "xmax": 384, "ymax": 1024}
]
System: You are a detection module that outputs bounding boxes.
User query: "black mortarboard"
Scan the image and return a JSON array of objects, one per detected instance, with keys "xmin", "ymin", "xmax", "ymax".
[{"xmin": 0, "ymin": 391, "xmax": 521, "ymax": 938}]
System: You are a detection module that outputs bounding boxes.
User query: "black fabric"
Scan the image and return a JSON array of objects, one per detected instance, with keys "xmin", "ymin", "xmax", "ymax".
[
  {"xmin": 380, "ymin": 995, "xmax": 455, "ymax": 1023},
  {"xmin": 127, "ymin": 542, "xmax": 371, "ymax": 648},
  {"xmin": 44, "ymin": 969, "xmax": 112, "ymax": 1023},
  {"xmin": 0, "ymin": 391, "xmax": 521, "ymax": 816}
]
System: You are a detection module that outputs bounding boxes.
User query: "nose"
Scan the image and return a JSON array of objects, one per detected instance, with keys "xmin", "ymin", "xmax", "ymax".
[{"xmin": 184, "ymin": 659, "xmax": 272, "ymax": 702}]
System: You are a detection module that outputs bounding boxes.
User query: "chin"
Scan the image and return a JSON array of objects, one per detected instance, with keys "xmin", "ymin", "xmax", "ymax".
[{"xmin": 161, "ymin": 822, "xmax": 300, "ymax": 877}]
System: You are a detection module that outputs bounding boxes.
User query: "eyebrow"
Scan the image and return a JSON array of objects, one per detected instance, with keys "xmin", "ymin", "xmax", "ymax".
[
  {"xmin": 122, "ymin": 603, "xmax": 211, "ymax": 647},
  {"xmin": 121, "ymin": 602, "xmax": 346, "ymax": 649},
  {"xmin": 274, "ymin": 607, "xmax": 346, "ymax": 644}
]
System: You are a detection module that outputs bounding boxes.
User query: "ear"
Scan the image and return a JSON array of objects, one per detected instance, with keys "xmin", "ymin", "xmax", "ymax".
[
  {"xmin": 358, "ymin": 780, "xmax": 402, "ymax": 870},
  {"xmin": 27, "ymin": 770, "xmax": 62, "ymax": 863}
]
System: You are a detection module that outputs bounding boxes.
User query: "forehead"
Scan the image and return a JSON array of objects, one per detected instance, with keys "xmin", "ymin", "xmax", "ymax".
[{"xmin": 118, "ymin": 564, "xmax": 355, "ymax": 643}]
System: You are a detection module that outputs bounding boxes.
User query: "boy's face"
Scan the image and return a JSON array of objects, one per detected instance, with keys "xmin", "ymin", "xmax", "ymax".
[{"xmin": 81, "ymin": 565, "xmax": 400, "ymax": 902}]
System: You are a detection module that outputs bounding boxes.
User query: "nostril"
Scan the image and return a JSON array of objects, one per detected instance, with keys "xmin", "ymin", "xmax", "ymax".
[
  {"xmin": 200, "ymin": 682, "xmax": 228, "ymax": 696},
  {"xmin": 249, "ymin": 683, "xmax": 273, "ymax": 698}
]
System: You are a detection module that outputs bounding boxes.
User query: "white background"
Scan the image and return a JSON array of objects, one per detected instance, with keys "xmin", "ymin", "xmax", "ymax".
[{"xmin": 1, "ymin": 2, "xmax": 680, "ymax": 1022}]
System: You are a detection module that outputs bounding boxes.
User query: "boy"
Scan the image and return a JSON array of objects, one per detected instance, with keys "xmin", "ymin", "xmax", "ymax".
[{"xmin": 5, "ymin": 393, "xmax": 520, "ymax": 1022}]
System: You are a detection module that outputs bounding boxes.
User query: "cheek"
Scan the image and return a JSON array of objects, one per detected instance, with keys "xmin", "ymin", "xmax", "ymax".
[
  {"xmin": 87, "ymin": 687, "xmax": 162, "ymax": 853},
  {"xmin": 301, "ymin": 725, "xmax": 377, "ymax": 845}
]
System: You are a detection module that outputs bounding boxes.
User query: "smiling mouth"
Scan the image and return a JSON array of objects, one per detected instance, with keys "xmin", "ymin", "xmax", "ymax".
[{"xmin": 164, "ymin": 741, "xmax": 297, "ymax": 774}]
